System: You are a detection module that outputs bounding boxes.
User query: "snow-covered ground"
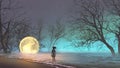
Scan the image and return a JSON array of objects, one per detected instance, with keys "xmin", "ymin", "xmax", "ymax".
[{"xmin": 1, "ymin": 53, "xmax": 120, "ymax": 68}]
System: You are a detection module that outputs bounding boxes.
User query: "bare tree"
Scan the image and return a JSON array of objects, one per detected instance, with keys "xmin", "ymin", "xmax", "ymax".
[
  {"xmin": 48, "ymin": 19, "xmax": 66, "ymax": 50},
  {"xmin": 72, "ymin": 0, "xmax": 115, "ymax": 56},
  {"xmin": 104, "ymin": 0, "xmax": 120, "ymax": 55},
  {"xmin": 9, "ymin": 20, "xmax": 31, "ymax": 51},
  {"xmin": 33, "ymin": 20, "xmax": 45, "ymax": 48},
  {"xmin": 0, "ymin": 0, "xmax": 28, "ymax": 53},
  {"xmin": 37, "ymin": 22, "xmax": 43, "ymax": 41}
]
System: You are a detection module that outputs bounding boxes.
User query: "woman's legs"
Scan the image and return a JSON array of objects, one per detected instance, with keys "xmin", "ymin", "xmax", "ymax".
[{"xmin": 52, "ymin": 57, "xmax": 56, "ymax": 64}]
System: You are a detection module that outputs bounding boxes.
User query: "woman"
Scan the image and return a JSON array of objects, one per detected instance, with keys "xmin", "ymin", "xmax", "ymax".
[{"xmin": 51, "ymin": 46, "xmax": 56, "ymax": 64}]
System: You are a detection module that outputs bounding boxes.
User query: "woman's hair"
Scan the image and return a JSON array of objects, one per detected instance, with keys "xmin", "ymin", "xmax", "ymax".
[{"xmin": 53, "ymin": 46, "xmax": 56, "ymax": 49}]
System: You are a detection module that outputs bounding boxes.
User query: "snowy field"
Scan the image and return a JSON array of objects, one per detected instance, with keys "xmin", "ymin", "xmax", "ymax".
[{"xmin": 1, "ymin": 53, "xmax": 120, "ymax": 68}]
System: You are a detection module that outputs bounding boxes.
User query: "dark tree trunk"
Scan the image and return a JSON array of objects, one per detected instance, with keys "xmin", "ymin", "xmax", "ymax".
[
  {"xmin": 98, "ymin": 30, "xmax": 115, "ymax": 56},
  {"xmin": 116, "ymin": 34, "xmax": 120, "ymax": 55},
  {"xmin": 102, "ymin": 40, "xmax": 115, "ymax": 56},
  {"xmin": 1, "ymin": 40, "xmax": 8, "ymax": 53},
  {"xmin": 118, "ymin": 41, "xmax": 120, "ymax": 55}
]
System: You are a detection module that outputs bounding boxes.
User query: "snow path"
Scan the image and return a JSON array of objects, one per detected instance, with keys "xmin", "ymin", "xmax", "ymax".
[
  {"xmin": 1, "ymin": 53, "xmax": 120, "ymax": 68},
  {"xmin": 0, "ymin": 53, "xmax": 76, "ymax": 68}
]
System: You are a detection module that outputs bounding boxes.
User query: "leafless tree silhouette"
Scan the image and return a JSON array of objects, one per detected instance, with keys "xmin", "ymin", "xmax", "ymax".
[
  {"xmin": 48, "ymin": 19, "xmax": 66, "ymax": 50},
  {"xmin": 0, "ymin": 0, "xmax": 30, "ymax": 53},
  {"xmin": 104, "ymin": 0, "xmax": 120, "ymax": 55},
  {"xmin": 72, "ymin": 0, "xmax": 115, "ymax": 56}
]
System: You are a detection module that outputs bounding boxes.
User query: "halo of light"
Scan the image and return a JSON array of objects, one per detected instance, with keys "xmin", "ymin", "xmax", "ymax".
[{"xmin": 19, "ymin": 36, "xmax": 39, "ymax": 54}]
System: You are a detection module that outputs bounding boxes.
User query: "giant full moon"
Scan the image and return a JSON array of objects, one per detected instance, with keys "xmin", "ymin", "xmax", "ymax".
[{"xmin": 19, "ymin": 36, "xmax": 39, "ymax": 54}]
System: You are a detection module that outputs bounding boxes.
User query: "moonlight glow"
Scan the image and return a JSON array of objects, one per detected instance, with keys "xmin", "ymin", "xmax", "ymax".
[{"xmin": 19, "ymin": 36, "xmax": 39, "ymax": 54}]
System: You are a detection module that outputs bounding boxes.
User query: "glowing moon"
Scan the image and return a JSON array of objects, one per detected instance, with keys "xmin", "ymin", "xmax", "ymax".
[{"xmin": 19, "ymin": 36, "xmax": 39, "ymax": 54}]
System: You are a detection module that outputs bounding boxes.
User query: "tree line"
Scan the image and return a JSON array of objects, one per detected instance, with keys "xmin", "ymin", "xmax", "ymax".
[
  {"xmin": 1, "ymin": 0, "xmax": 120, "ymax": 56},
  {"xmin": 0, "ymin": 0, "xmax": 66, "ymax": 53},
  {"xmin": 70, "ymin": 0, "xmax": 120, "ymax": 56}
]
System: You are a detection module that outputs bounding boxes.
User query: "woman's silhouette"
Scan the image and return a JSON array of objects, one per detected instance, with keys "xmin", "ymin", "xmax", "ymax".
[{"xmin": 51, "ymin": 46, "xmax": 56, "ymax": 64}]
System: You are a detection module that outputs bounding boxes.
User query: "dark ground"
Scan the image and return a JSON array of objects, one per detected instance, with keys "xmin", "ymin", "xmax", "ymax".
[
  {"xmin": 1, "ymin": 53, "xmax": 120, "ymax": 68},
  {"xmin": 0, "ymin": 56, "xmax": 55, "ymax": 68}
]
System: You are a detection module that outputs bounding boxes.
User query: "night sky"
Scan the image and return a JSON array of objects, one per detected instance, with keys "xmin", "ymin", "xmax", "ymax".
[{"xmin": 19, "ymin": 0, "xmax": 73, "ymax": 25}]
